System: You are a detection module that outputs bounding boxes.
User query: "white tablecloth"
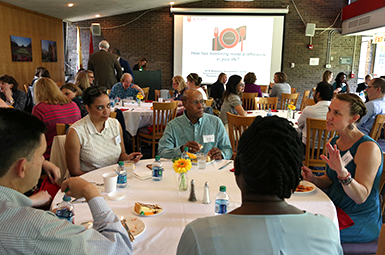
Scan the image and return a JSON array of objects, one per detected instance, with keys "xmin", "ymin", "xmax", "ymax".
[
  {"xmin": 52, "ymin": 158, "xmax": 338, "ymax": 255},
  {"xmin": 113, "ymin": 102, "xmax": 153, "ymax": 136}
]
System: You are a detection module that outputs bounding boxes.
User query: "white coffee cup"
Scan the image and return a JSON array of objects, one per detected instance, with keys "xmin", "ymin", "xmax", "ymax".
[
  {"xmin": 158, "ymin": 97, "xmax": 163, "ymax": 102},
  {"xmin": 102, "ymin": 173, "xmax": 118, "ymax": 193}
]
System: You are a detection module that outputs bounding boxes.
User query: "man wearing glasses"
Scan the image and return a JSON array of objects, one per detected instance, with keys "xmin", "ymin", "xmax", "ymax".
[
  {"xmin": 356, "ymin": 78, "xmax": 385, "ymax": 135},
  {"xmin": 158, "ymin": 89, "xmax": 232, "ymax": 160}
]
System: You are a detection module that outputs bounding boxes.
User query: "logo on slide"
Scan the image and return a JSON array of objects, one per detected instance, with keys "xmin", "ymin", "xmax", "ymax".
[{"xmin": 213, "ymin": 26, "xmax": 246, "ymax": 51}]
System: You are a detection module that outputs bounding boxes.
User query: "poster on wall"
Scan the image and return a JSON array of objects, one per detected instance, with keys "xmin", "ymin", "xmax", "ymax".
[
  {"xmin": 41, "ymin": 40, "xmax": 57, "ymax": 62},
  {"xmin": 10, "ymin": 35, "xmax": 32, "ymax": 62}
]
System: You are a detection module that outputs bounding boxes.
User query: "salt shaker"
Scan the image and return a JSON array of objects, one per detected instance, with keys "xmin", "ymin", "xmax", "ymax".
[{"xmin": 202, "ymin": 181, "xmax": 210, "ymax": 204}]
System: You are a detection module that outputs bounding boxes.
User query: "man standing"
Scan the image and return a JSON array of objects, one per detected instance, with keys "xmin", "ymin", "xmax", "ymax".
[
  {"xmin": 109, "ymin": 73, "xmax": 144, "ymax": 99},
  {"xmin": 298, "ymin": 81, "xmax": 334, "ymax": 146},
  {"xmin": 357, "ymin": 78, "xmax": 385, "ymax": 135},
  {"xmin": 112, "ymin": 49, "xmax": 135, "ymax": 82},
  {"xmin": 158, "ymin": 89, "xmax": 232, "ymax": 160},
  {"xmin": 0, "ymin": 108, "xmax": 132, "ymax": 254},
  {"xmin": 210, "ymin": 73, "xmax": 227, "ymax": 109},
  {"xmin": 87, "ymin": 40, "xmax": 122, "ymax": 89}
]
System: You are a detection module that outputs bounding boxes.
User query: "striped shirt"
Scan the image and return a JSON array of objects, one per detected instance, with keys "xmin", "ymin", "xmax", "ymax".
[{"xmin": 0, "ymin": 185, "xmax": 132, "ymax": 254}]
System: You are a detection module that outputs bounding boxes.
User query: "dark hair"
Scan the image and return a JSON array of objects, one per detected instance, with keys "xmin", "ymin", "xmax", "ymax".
[
  {"xmin": 60, "ymin": 83, "xmax": 82, "ymax": 96},
  {"xmin": 244, "ymin": 72, "xmax": 257, "ymax": 84},
  {"xmin": 275, "ymin": 72, "xmax": 287, "ymax": 83},
  {"xmin": 0, "ymin": 75, "xmax": 19, "ymax": 92},
  {"xmin": 371, "ymin": 78, "xmax": 385, "ymax": 95},
  {"xmin": 223, "ymin": 75, "xmax": 242, "ymax": 101},
  {"xmin": 83, "ymin": 86, "xmax": 108, "ymax": 106},
  {"xmin": 186, "ymin": 73, "xmax": 202, "ymax": 87},
  {"xmin": 336, "ymin": 94, "xmax": 367, "ymax": 123},
  {"xmin": 334, "ymin": 72, "xmax": 346, "ymax": 87},
  {"xmin": 34, "ymin": 66, "xmax": 45, "ymax": 77},
  {"xmin": 235, "ymin": 116, "xmax": 303, "ymax": 199},
  {"xmin": 316, "ymin": 81, "xmax": 334, "ymax": 101},
  {"xmin": 112, "ymin": 49, "xmax": 121, "ymax": 56},
  {"xmin": 0, "ymin": 108, "xmax": 47, "ymax": 178},
  {"xmin": 39, "ymin": 68, "xmax": 50, "ymax": 78}
]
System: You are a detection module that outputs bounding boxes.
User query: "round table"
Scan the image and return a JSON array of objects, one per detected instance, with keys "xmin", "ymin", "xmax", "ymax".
[
  {"xmin": 52, "ymin": 158, "xmax": 338, "ymax": 255},
  {"xmin": 113, "ymin": 102, "xmax": 153, "ymax": 136}
]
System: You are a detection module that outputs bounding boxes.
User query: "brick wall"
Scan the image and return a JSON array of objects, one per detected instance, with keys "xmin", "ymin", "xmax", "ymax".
[{"xmin": 66, "ymin": 0, "xmax": 357, "ymax": 106}]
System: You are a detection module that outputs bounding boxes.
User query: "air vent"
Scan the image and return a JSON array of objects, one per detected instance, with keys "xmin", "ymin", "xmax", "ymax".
[
  {"xmin": 359, "ymin": 16, "xmax": 370, "ymax": 25},
  {"xmin": 349, "ymin": 20, "xmax": 358, "ymax": 28},
  {"xmin": 91, "ymin": 23, "xmax": 101, "ymax": 36}
]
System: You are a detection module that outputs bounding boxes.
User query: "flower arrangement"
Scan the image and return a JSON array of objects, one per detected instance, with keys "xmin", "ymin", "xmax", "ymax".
[
  {"xmin": 136, "ymin": 93, "xmax": 144, "ymax": 100},
  {"xmin": 288, "ymin": 102, "xmax": 296, "ymax": 111},
  {"xmin": 173, "ymin": 158, "xmax": 192, "ymax": 191}
]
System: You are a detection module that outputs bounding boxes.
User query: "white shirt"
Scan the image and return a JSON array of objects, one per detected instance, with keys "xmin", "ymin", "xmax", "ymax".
[
  {"xmin": 298, "ymin": 100, "xmax": 331, "ymax": 144},
  {"xmin": 197, "ymin": 87, "xmax": 208, "ymax": 100}
]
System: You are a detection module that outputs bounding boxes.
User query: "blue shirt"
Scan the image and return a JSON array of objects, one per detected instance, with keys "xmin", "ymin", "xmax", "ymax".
[
  {"xmin": 158, "ymin": 112, "xmax": 233, "ymax": 159},
  {"xmin": 356, "ymin": 97, "xmax": 385, "ymax": 135},
  {"xmin": 109, "ymin": 82, "xmax": 139, "ymax": 99}
]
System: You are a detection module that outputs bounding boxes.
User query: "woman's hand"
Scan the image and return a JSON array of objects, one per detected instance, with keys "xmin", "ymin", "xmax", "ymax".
[
  {"xmin": 42, "ymin": 161, "xmax": 61, "ymax": 184},
  {"xmin": 301, "ymin": 165, "xmax": 314, "ymax": 182},
  {"xmin": 320, "ymin": 143, "xmax": 348, "ymax": 177},
  {"xmin": 129, "ymin": 152, "xmax": 143, "ymax": 163},
  {"xmin": 2, "ymin": 84, "xmax": 13, "ymax": 102}
]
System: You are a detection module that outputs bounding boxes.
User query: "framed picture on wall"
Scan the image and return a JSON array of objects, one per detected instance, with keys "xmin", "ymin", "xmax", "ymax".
[
  {"xmin": 10, "ymin": 35, "xmax": 32, "ymax": 62},
  {"xmin": 41, "ymin": 39, "xmax": 57, "ymax": 62}
]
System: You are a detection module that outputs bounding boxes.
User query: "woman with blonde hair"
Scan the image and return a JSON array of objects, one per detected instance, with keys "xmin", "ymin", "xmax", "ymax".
[
  {"xmin": 171, "ymin": 76, "xmax": 187, "ymax": 106},
  {"xmin": 75, "ymin": 72, "xmax": 90, "ymax": 92},
  {"xmin": 322, "ymin": 70, "xmax": 333, "ymax": 84},
  {"xmin": 33, "ymin": 78, "xmax": 81, "ymax": 159}
]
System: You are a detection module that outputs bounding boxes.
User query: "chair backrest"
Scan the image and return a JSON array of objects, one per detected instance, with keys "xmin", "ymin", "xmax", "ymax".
[
  {"xmin": 242, "ymin": 92, "xmax": 258, "ymax": 110},
  {"xmin": 106, "ymin": 89, "xmax": 111, "ymax": 95},
  {"xmin": 201, "ymin": 86, "xmax": 209, "ymax": 99},
  {"xmin": 169, "ymin": 90, "xmax": 174, "ymax": 99},
  {"xmin": 255, "ymin": 97, "xmax": 278, "ymax": 110},
  {"xmin": 142, "ymin": 87, "xmax": 150, "ymax": 100},
  {"xmin": 370, "ymin": 114, "xmax": 385, "ymax": 141},
  {"xmin": 291, "ymin": 87, "xmax": 297, "ymax": 93},
  {"xmin": 300, "ymin": 90, "xmax": 311, "ymax": 110},
  {"xmin": 154, "ymin": 89, "xmax": 161, "ymax": 101},
  {"xmin": 109, "ymin": 112, "xmax": 117, "ymax": 118},
  {"xmin": 56, "ymin": 123, "xmax": 69, "ymax": 135},
  {"xmin": 227, "ymin": 112, "xmax": 256, "ymax": 159},
  {"xmin": 152, "ymin": 101, "xmax": 178, "ymax": 136},
  {"xmin": 204, "ymin": 99, "xmax": 213, "ymax": 107},
  {"xmin": 281, "ymin": 93, "xmax": 299, "ymax": 110},
  {"xmin": 301, "ymin": 98, "xmax": 316, "ymax": 111},
  {"xmin": 23, "ymin": 84, "xmax": 29, "ymax": 93},
  {"xmin": 304, "ymin": 118, "xmax": 337, "ymax": 172},
  {"xmin": 259, "ymin": 85, "xmax": 268, "ymax": 93}
]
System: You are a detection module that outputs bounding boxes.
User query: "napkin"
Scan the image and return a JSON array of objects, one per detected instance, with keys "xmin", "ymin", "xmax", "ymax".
[
  {"xmin": 247, "ymin": 112, "xmax": 253, "ymax": 114},
  {"xmin": 120, "ymin": 108, "xmax": 130, "ymax": 112},
  {"xmin": 271, "ymin": 109, "xmax": 278, "ymax": 112},
  {"xmin": 133, "ymin": 168, "xmax": 152, "ymax": 180},
  {"xmin": 145, "ymin": 100, "xmax": 153, "ymax": 103},
  {"xmin": 336, "ymin": 206, "xmax": 355, "ymax": 230}
]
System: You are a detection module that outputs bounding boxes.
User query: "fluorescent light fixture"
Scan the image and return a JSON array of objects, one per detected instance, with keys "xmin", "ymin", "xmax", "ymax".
[
  {"xmin": 95, "ymin": 14, "xmax": 101, "ymax": 17},
  {"xmin": 67, "ymin": 3, "xmax": 74, "ymax": 7},
  {"xmin": 170, "ymin": 2, "xmax": 175, "ymax": 5},
  {"xmin": 170, "ymin": 8, "xmax": 289, "ymax": 14}
]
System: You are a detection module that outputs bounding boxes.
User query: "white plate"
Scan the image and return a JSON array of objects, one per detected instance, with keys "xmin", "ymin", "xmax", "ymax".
[
  {"xmin": 108, "ymin": 191, "xmax": 126, "ymax": 201},
  {"xmin": 132, "ymin": 204, "xmax": 164, "ymax": 217},
  {"xmin": 191, "ymin": 159, "xmax": 215, "ymax": 165},
  {"xmin": 294, "ymin": 181, "xmax": 316, "ymax": 194}
]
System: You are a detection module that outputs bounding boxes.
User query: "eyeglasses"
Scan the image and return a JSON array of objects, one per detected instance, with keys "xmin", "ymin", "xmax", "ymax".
[
  {"xmin": 185, "ymin": 99, "xmax": 205, "ymax": 106},
  {"xmin": 238, "ymin": 83, "xmax": 245, "ymax": 87}
]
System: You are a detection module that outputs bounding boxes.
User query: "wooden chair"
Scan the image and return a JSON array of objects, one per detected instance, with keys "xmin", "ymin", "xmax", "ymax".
[
  {"xmin": 55, "ymin": 81, "xmax": 64, "ymax": 87},
  {"xmin": 136, "ymin": 101, "xmax": 178, "ymax": 158},
  {"xmin": 259, "ymin": 85, "xmax": 268, "ymax": 93},
  {"xmin": 204, "ymin": 99, "xmax": 213, "ymax": 107},
  {"xmin": 280, "ymin": 93, "xmax": 299, "ymax": 110},
  {"xmin": 304, "ymin": 118, "xmax": 337, "ymax": 173},
  {"xmin": 107, "ymin": 89, "xmax": 111, "ymax": 95},
  {"xmin": 23, "ymin": 84, "xmax": 29, "ymax": 93},
  {"xmin": 201, "ymin": 86, "xmax": 209, "ymax": 99},
  {"xmin": 154, "ymin": 89, "xmax": 161, "ymax": 101},
  {"xmin": 142, "ymin": 87, "xmax": 150, "ymax": 100},
  {"xmin": 255, "ymin": 97, "xmax": 278, "ymax": 110},
  {"xmin": 291, "ymin": 88, "xmax": 297, "ymax": 93},
  {"xmin": 169, "ymin": 90, "xmax": 174, "ymax": 99},
  {"xmin": 110, "ymin": 111, "xmax": 117, "ymax": 118},
  {"xmin": 241, "ymin": 93, "xmax": 258, "ymax": 110},
  {"xmin": 300, "ymin": 98, "xmax": 316, "ymax": 111},
  {"xmin": 300, "ymin": 90, "xmax": 311, "ymax": 111},
  {"xmin": 227, "ymin": 112, "xmax": 256, "ymax": 159},
  {"xmin": 369, "ymin": 115, "xmax": 385, "ymax": 141}
]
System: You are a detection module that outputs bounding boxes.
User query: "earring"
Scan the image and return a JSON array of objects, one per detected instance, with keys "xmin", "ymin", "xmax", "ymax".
[{"xmin": 348, "ymin": 123, "xmax": 354, "ymax": 130}]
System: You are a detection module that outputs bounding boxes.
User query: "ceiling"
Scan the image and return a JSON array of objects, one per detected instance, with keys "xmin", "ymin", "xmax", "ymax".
[{"xmin": 1, "ymin": 0, "xmax": 200, "ymax": 22}]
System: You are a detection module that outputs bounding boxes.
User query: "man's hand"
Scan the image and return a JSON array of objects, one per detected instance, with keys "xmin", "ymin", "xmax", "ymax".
[
  {"xmin": 30, "ymin": 191, "xmax": 52, "ymax": 208},
  {"xmin": 43, "ymin": 161, "xmax": 61, "ymax": 184},
  {"xmin": 129, "ymin": 152, "xmax": 143, "ymax": 163},
  {"xmin": 182, "ymin": 141, "xmax": 201, "ymax": 154},
  {"xmin": 61, "ymin": 177, "xmax": 101, "ymax": 202},
  {"xmin": 208, "ymin": 147, "xmax": 223, "ymax": 160}
]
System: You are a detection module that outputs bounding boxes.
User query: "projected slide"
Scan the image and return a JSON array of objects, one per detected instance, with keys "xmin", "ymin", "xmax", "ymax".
[{"xmin": 174, "ymin": 14, "xmax": 285, "ymax": 85}]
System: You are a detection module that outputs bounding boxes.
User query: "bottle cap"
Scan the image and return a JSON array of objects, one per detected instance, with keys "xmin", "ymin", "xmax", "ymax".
[
  {"xmin": 118, "ymin": 161, "xmax": 124, "ymax": 166},
  {"xmin": 63, "ymin": 195, "xmax": 71, "ymax": 201},
  {"xmin": 219, "ymin": 185, "xmax": 226, "ymax": 192},
  {"xmin": 155, "ymin": 155, "xmax": 160, "ymax": 160},
  {"xmin": 184, "ymin": 147, "xmax": 188, "ymax": 152}
]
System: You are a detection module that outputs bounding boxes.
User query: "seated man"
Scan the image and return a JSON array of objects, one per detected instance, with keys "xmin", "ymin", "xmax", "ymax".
[
  {"xmin": 0, "ymin": 108, "xmax": 132, "ymax": 254},
  {"xmin": 158, "ymin": 89, "xmax": 232, "ymax": 160},
  {"xmin": 357, "ymin": 78, "xmax": 385, "ymax": 135},
  {"xmin": 176, "ymin": 116, "xmax": 342, "ymax": 255},
  {"xmin": 298, "ymin": 81, "xmax": 334, "ymax": 147},
  {"xmin": 109, "ymin": 73, "xmax": 144, "ymax": 99}
]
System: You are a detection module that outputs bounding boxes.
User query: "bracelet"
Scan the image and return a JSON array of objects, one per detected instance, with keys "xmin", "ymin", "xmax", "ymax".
[
  {"xmin": 339, "ymin": 175, "xmax": 353, "ymax": 186},
  {"xmin": 337, "ymin": 172, "xmax": 351, "ymax": 180}
]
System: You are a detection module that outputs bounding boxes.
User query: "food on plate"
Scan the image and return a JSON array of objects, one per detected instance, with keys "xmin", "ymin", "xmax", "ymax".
[
  {"xmin": 199, "ymin": 144, "xmax": 203, "ymax": 150},
  {"xmin": 134, "ymin": 202, "xmax": 163, "ymax": 216},
  {"xmin": 295, "ymin": 183, "xmax": 315, "ymax": 192},
  {"xmin": 186, "ymin": 152, "xmax": 197, "ymax": 159},
  {"xmin": 187, "ymin": 152, "xmax": 212, "ymax": 163}
]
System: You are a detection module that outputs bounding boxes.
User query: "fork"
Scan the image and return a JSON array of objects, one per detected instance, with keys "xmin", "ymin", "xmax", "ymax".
[{"xmin": 121, "ymin": 219, "xmax": 135, "ymax": 241}]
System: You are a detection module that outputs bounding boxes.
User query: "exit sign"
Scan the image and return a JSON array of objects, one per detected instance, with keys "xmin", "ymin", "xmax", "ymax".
[{"xmin": 373, "ymin": 35, "xmax": 384, "ymax": 44}]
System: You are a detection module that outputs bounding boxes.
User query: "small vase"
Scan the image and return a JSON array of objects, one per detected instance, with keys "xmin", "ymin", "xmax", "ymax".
[
  {"xmin": 138, "ymin": 99, "xmax": 141, "ymax": 106},
  {"xmin": 178, "ymin": 173, "xmax": 188, "ymax": 191},
  {"xmin": 287, "ymin": 109, "xmax": 292, "ymax": 119}
]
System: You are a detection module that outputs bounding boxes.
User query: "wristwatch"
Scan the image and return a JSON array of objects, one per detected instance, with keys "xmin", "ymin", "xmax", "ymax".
[
  {"xmin": 338, "ymin": 172, "xmax": 353, "ymax": 186},
  {"xmin": 8, "ymin": 99, "xmax": 14, "ymax": 105}
]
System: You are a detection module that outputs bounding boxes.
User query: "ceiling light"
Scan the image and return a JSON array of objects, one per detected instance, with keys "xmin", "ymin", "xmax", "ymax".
[
  {"xmin": 67, "ymin": 3, "xmax": 74, "ymax": 7},
  {"xmin": 170, "ymin": 2, "xmax": 175, "ymax": 5},
  {"xmin": 95, "ymin": 14, "xmax": 101, "ymax": 17}
]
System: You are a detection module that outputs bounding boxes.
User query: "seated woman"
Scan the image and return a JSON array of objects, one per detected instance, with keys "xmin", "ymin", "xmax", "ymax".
[
  {"xmin": 186, "ymin": 73, "xmax": 207, "ymax": 100},
  {"xmin": 322, "ymin": 70, "xmax": 333, "ymax": 84},
  {"xmin": 60, "ymin": 83, "xmax": 88, "ymax": 117},
  {"xmin": 332, "ymin": 72, "xmax": 350, "ymax": 94},
  {"xmin": 219, "ymin": 75, "xmax": 246, "ymax": 127},
  {"xmin": 303, "ymin": 94, "xmax": 382, "ymax": 243},
  {"xmin": 243, "ymin": 72, "xmax": 262, "ymax": 97},
  {"xmin": 171, "ymin": 75, "xmax": 187, "ymax": 106},
  {"xmin": 0, "ymin": 74, "xmax": 27, "ymax": 110},
  {"xmin": 75, "ymin": 72, "xmax": 91, "ymax": 92},
  {"xmin": 177, "ymin": 116, "xmax": 342, "ymax": 255},
  {"xmin": 269, "ymin": 72, "xmax": 291, "ymax": 108},
  {"xmin": 32, "ymin": 78, "xmax": 81, "ymax": 160},
  {"xmin": 65, "ymin": 86, "xmax": 142, "ymax": 176},
  {"xmin": 133, "ymin": 57, "xmax": 148, "ymax": 71}
]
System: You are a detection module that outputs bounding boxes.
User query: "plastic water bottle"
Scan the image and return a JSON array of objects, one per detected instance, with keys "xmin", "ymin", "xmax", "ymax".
[
  {"xmin": 215, "ymin": 185, "xmax": 229, "ymax": 215},
  {"xmin": 152, "ymin": 156, "xmax": 163, "ymax": 181},
  {"xmin": 267, "ymin": 108, "xmax": 272, "ymax": 116},
  {"xmin": 116, "ymin": 161, "xmax": 127, "ymax": 188},
  {"xmin": 55, "ymin": 195, "xmax": 74, "ymax": 223},
  {"xmin": 181, "ymin": 147, "xmax": 190, "ymax": 160}
]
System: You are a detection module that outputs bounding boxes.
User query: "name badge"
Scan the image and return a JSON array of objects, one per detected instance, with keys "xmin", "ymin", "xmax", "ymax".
[
  {"xmin": 203, "ymin": 134, "xmax": 215, "ymax": 143},
  {"xmin": 114, "ymin": 135, "xmax": 121, "ymax": 145},
  {"xmin": 341, "ymin": 150, "xmax": 353, "ymax": 167}
]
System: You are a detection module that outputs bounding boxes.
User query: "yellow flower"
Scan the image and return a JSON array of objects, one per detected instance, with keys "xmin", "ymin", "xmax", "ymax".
[
  {"xmin": 289, "ymin": 102, "xmax": 294, "ymax": 105},
  {"xmin": 137, "ymin": 93, "xmax": 144, "ymax": 100},
  {"xmin": 288, "ymin": 104, "xmax": 296, "ymax": 110},
  {"xmin": 173, "ymin": 158, "xmax": 192, "ymax": 174}
]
